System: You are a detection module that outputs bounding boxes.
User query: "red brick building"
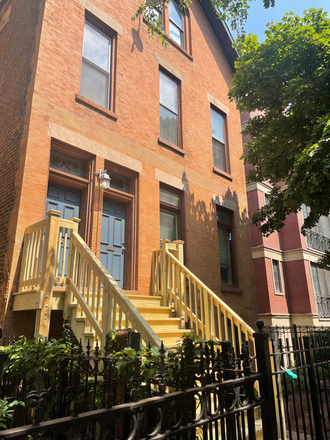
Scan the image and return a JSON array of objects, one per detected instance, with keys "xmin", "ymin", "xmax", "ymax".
[
  {"xmin": 243, "ymin": 112, "xmax": 330, "ymax": 327},
  {"xmin": 0, "ymin": 0, "xmax": 257, "ymax": 338}
]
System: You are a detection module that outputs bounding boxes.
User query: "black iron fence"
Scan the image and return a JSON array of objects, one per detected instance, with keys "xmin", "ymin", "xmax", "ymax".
[
  {"xmin": 2, "ymin": 323, "xmax": 330, "ymax": 439},
  {"xmin": 0, "ymin": 330, "xmax": 274, "ymax": 440},
  {"xmin": 267, "ymin": 324, "xmax": 330, "ymax": 440}
]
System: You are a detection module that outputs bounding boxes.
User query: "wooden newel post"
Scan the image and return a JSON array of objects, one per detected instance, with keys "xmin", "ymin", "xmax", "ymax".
[
  {"xmin": 66, "ymin": 217, "xmax": 80, "ymax": 279},
  {"xmin": 173, "ymin": 240, "xmax": 185, "ymax": 327},
  {"xmin": 254, "ymin": 320, "xmax": 278, "ymax": 440},
  {"xmin": 35, "ymin": 209, "xmax": 62, "ymax": 339},
  {"xmin": 173, "ymin": 240, "xmax": 184, "ymax": 265},
  {"xmin": 161, "ymin": 239, "xmax": 170, "ymax": 306}
]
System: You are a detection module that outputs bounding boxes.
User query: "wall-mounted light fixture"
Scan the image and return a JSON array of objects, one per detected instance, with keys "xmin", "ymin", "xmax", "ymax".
[{"xmin": 98, "ymin": 169, "xmax": 111, "ymax": 189}]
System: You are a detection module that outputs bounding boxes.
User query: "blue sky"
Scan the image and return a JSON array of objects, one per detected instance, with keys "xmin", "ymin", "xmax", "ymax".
[{"xmin": 235, "ymin": 0, "xmax": 330, "ymax": 41}]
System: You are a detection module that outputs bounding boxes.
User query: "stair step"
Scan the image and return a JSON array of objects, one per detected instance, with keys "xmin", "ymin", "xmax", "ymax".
[
  {"xmin": 127, "ymin": 295, "xmax": 162, "ymax": 307},
  {"xmin": 135, "ymin": 306, "xmax": 173, "ymax": 319},
  {"xmin": 157, "ymin": 330, "xmax": 194, "ymax": 347},
  {"xmin": 75, "ymin": 317, "xmax": 86, "ymax": 322},
  {"xmin": 145, "ymin": 318, "xmax": 183, "ymax": 332},
  {"xmin": 82, "ymin": 331, "xmax": 95, "ymax": 338}
]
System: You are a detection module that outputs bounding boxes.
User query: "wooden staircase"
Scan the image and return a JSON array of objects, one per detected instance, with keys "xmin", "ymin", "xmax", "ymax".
[
  {"xmin": 127, "ymin": 294, "xmax": 194, "ymax": 347},
  {"xmin": 64, "ymin": 292, "xmax": 193, "ymax": 349},
  {"xmin": 13, "ymin": 210, "xmax": 255, "ymax": 354}
]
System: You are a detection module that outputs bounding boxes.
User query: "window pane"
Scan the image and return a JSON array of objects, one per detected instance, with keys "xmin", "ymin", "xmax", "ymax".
[
  {"xmin": 211, "ymin": 109, "xmax": 225, "ymax": 143},
  {"xmin": 160, "ymin": 72, "xmax": 177, "ymax": 114},
  {"xmin": 160, "ymin": 209, "xmax": 178, "ymax": 242},
  {"xmin": 80, "ymin": 59, "xmax": 109, "ymax": 108},
  {"xmin": 218, "ymin": 226, "xmax": 233, "ymax": 285},
  {"xmin": 169, "ymin": 22, "xmax": 183, "ymax": 47},
  {"xmin": 317, "ymin": 266, "xmax": 328, "ymax": 297},
  {"xmin": 325, "ymin": 217, "xmax": 330, "ymax": 238},
  {"xmin": 325, "ymin": 268, "xmax": 330, "ymax": 294},
  {"xmin": 217, "ymin": 207, "xmax": 231, "ymax": 225},
  {"xmin": 160, "ymin": 105, "xmax": 178, "ymax": 146},
  {"xmin": 160, "ymin": 188, "xmax": 180, "ymax": 207},
  {"xmin": 108, "ymin": 172, "xmax": 128, "ymax": 192},
  {"xmin": 49, "ymin": 151, "xmax": 84, "ymax": 177},
  {"xmin": 311, "ymin": 263, "xmax": 321, "ymax": 296},
  {"xmin": 213, "ymin": 139, "xmax": 226, "ymax": 171},
  {"xmin": 169, "ymin": 1, "xmax": 183, "ymax": 29},
  {"xmin": 301, "ymin": 204, "xmax": 309, "ymax": 221},
  {"xmin": 272, "ymin": 260, "xmax": 282, "ymax": 293},
  {"xmin": 83, "ymin": 22, "xmax": 110, "ymax": 71},
  {"xmin": 145, "ymin": 6, "xmax": 162, "ymax": 24}
]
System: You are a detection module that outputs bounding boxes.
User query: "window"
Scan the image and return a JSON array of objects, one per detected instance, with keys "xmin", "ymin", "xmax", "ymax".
[
  {"xmin": 159, "ymin": 70, "xmax": 181, "ymax": 148},
  {"xmin": 107, "ymin": 171, "xmax": 128, "ymax": 193},
  {"xmin": 145, "ymin": 4, "xmax": 162, "ymax": 25},
  {"xmin": 80, "ymin": 16, "xmax": 116, "ymax": 111},
  {"xmin": 217, "ymin": 207, "xmax": 235, "ymax": 286},
  {"xmin": 272, "ymin": 260, "xmax": 283, "ymax": 293},
  {"xmin": 302, "ymin": 204, "xmax": 330, "ymax": 238},
  {"xmin": 211, "ymin": 108, "xmax": 227, "ymax": 173},
  {"xmin": 311, "ymin": 263, "xmax": 330, "ymax": 318},
  {"xmin": 311, "ymin": 263, "xmax": 330, "ymax": 297},
  {"xmin": 169, "ymin": 1, "xmax": 184, "ymax": 47},
  {"xmin": 145, "ymin": 1, "xmax": 191, "ymax": 55},
  {"xmin": 160, "ymin": 186, "xmax": 181, "ymax": 243}
]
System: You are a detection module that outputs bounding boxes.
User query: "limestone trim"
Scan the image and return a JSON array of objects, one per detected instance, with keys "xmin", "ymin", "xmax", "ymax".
[
  {"xmin": 252, "ymin": 245, "xmax": 323, "ymax": 263},
  {"xmin": 284, "ymin": 247, "xmax": 323, "ymax": 263},
  {"xmin": 212, "ymin": 194, "xmax": 237, "ymax": 212},
  {"xmin": 79, "ymin": 0, "xmax": 123, "ymax": 35},
  {"xmin": 155, "ymin": 53, "xmax": 184, "ymax": 82},
  {"xmin": 48, "ymin": 123, "xmax": 143, "ymax": 174},
  {"xmin": 252, "ymin": 246, "xmax": 283, "ymax": 261},
  {"xmin": 246, "ymin": 181, "xmax": 272, "ymax": 193},
  {"xmin": 155, "ymin": 169, "xmax": 188, "ymax": 192},
  {"xmin": 207, "ymin": 93, "xmax": 229, "ymax": 115}
]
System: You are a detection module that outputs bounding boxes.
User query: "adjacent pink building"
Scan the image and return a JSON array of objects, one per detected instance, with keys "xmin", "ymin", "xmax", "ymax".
[{"xmin": 243, "ymin": 112, "xmax": 330, "ymax": 327}]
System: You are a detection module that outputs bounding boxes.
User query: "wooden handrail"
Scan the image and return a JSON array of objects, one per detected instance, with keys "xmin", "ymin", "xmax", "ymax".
[
  {"xmin": 152, "ymin": 241, "xmax": 255, "ymax": 353},
  {"xmin": 67, "ymin": 232, "xmax": 161, "ymax": 349}
]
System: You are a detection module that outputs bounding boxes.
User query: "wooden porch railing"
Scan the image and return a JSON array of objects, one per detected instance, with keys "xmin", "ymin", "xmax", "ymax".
[
  {"xmin": 152, "ymin": 239, "xmax": 255, "ymax": 350},
  {"xmin": 18, "ymin": 210, "xmax": 161, "ymax": 350},
  {"xmin": 65, "ymin": 231, "xmax": 161, "ymax": 349}
]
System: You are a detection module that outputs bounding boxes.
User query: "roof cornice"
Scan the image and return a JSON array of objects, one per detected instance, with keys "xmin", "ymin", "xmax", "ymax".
[{"xmin": 199, "ymin": 1, "xmax": 237, "ymax": 72}]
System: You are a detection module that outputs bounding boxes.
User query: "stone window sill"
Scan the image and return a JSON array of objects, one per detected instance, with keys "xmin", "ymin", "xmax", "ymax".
[
  {"xmin": 76, "ymin": 94, "xmax": 118, "ymax": 121},
  {"xmin": 213, "ymin": 167, "xmax": 233, "ymax": 181},
  {"xmin": 158, "ymin": 138, "xmax": 185, "ymax": 156},
  {"xmin": 221, "ymin": 286, "xmax": 243, "ymax": 294}
]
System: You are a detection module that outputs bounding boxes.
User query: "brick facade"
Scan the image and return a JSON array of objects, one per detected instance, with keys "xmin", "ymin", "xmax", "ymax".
[
  {"xmin": 1, "ymin": 0, "xmax": 258, "ymax": 335},
  {"xmin": 0, "ymin": 0, "xmax": 45, "ymax": 332}
]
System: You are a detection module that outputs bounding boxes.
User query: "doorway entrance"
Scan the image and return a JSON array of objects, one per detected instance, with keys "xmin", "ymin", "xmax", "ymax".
[
  {"xmin": 100, "ymin": 198, "xmax": 126, "ymax": 289},
  {"xmin": 46, "ymin": 182, "xmax": 81, "ymax": 219},
  {"xmin": 46, "ymin": 182, "xmax": 81, "ymax": 277}
]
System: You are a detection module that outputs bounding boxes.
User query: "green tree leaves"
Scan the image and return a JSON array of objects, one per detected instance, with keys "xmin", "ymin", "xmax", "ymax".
[
  {"xmin": 133, "ymin": 0, "xmax": 275, "ymax": 36},
  {"xmin": 229, "ymin": 9, "xmax": 330, "ymax": 264}
]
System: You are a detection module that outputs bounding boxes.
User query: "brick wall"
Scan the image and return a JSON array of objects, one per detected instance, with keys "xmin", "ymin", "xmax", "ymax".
[
  {"xmin": 3, "ymin": 0, "xmax": 258, "ymax": 332},
  {"xmin": 0, "ymin": 0, "xmax": 45, "ymax": 331}
]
